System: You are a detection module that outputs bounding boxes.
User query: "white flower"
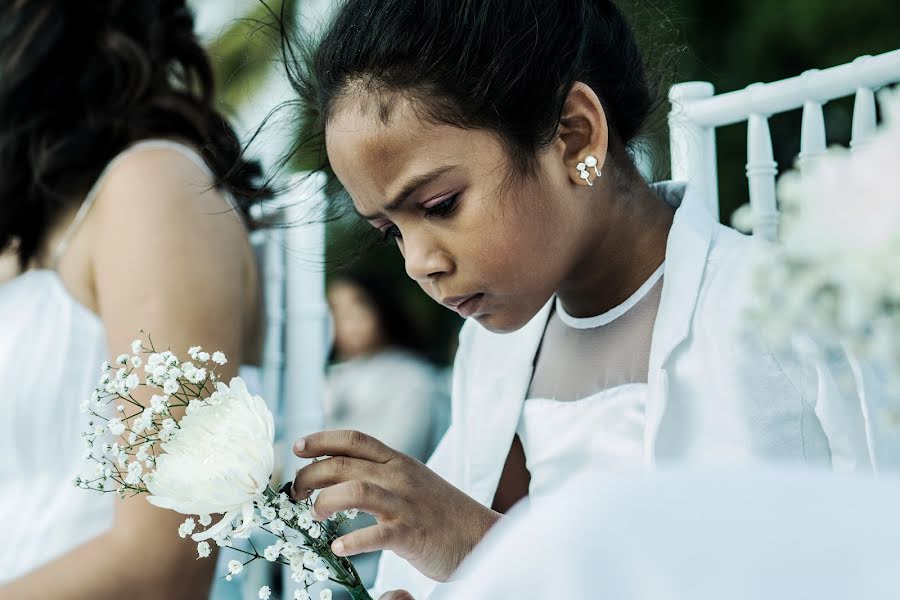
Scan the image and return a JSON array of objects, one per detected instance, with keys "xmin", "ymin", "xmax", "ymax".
[
  {"xmin": 145, "ymin": 377, "xmax": 275, "ymax": 543},
  {"xmin": 212, "ymin": 351, "xmax": 227, "ymax": 365},
  {"xmin": 227, "ymin": 560, "xmax": 243, "ymax": 575},
  {"xmin": 107, "ymin": 417, "xmax": 125, "ymax": 436},
  {"xmin": 101, "ymin": 361, "xmax": 111, "ymax": 372},
  {"xmin": 308, "ymin": 523, "xmax": 322, "ymax": 539},
  {"xmin": 303, "ymin": 550, "xmax": 320, "ymax": 568},
  {"xmin": 320, "ymin": 590, "xmax": 332, "ymax": 600},
  {"xmin": 131, "ymin": 339, "xmax": 143, "ymax": 354},
  {"xmin": 131, "ymin": 355, "xmax": 142, "ymax": 368},
  {"xmin": 125, "ymin": 373, "xmax": 140, "ymax": 391},
  {"xmin": 188, "ymin": 346, "xmax": 202, "ymax": 356},
  {"xmin": 116, "ymin": 368, "xmax": 127, "ymax": 381},
  {"xmin": 261, "ymin": 506, "xmax": 277, "ymax": 521},
  {"xmin": 151, "ymin": 365, "xmax": 168, "ymax": 378},
  {"xmin": 186, "ymin": 367, "xmax": 206, "ymax": 385},
  {"xmin": 150, "ymin": 395, "xmax": 169, "ymax": 414},
  {"xmin": 116, "ymin": 354, "xmax": 129, "ymax": 365},
  {"xmin": 163, "ymin": 379, "xmax": 179, "ymax": 395},
  {"xmin": 125, "ymin": 460, "xmax": 143, "ymax": 485},
  {"xmin": 196, "ymin": 541, "xmax": 211, "ymax": 558},
  {"xmin": 147, "ymin": 353, "xmax": 163, "ymax": 368},
  {"xmin": 179, "ymin": 517, "xmax": 196, "ymax": 538},
  {"xmin": 313, "ymin": 567, "xmax": 330, "ymax": 582},
  {"xmin": 264, "ymin": 541, "xmax": 283, "ymax": 561},
  {"xmin": 344, "ymin": 508, "xmax": 359, "ymax": 520},
  {"xmin": 296, "ymin": 510, "xmax": 313, "ymax": 530},
  {"xmin": 295, "ymin": 590, "xmax": 310, "ymax": 600},
  {"xmin": 259, "ymin": 586, "xmax": 271, "ymax": 600},
  {"xmin": 197, "ymin": 351, "xmax": 210, "ymax": 363},
  {"xmin": 136, "ymin": 443, "xmax": 151, "ymax": 462},
  {"xmin": 199, "ymin": 514, "xmax": 212, "ymax": 526},
  {"xmin": 280, "ymin": 541, "xmax": 298, "ymax": 558},
  {"xmin": 270, "ymin": 518, "xmax": 285, "ymax": 534}
]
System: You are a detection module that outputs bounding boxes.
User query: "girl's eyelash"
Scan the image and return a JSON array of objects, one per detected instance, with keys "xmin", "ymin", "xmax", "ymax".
[
  {"xmin": 378, "ymin": 194, "xmax": 461, "ymax": 242},
  {"xmin": 424, "ymin": 194, "xmax": 459, "ymax": 218}
]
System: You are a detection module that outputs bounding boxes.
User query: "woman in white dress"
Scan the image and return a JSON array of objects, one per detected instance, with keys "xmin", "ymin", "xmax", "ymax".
[
  {"xmin": 0, "ymin": 2, "xmax": 269, "ymax": 598},
  {"xmin": 283, "ymin": 1, "xmax": 896, "ymax": 597}
]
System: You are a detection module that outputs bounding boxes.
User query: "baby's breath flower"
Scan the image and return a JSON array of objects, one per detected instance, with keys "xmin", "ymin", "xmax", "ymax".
[
  {"xmin": 294, "ymin": 590, "xmax": 310, "ymax": 600},
  {"xmin": 313, "ymin": 567, "xmax": 330, "ymax": 582},
  {"xmin": 308, "ymin": 523, "xmax": 322, "ymax": 539},
  {"xmin": 116, "ymin": 354, "xmax": 129, "ymax": 365},
  {"xmin": 303, "ymin": 550, "xmax": 320, "ymax": 568},
  {"xmin": 264, "ymin": 542, "xmax": 282, "ymax": 562},
  {"xmin": 131, "ymin": 339, "xmax": 143, "ymax": 354},
  {"xmin": 130, "ymin": 355, "xmax": 142, "ymax": 368},
  {"xmin": 101, "ymin": 361, "xmax": 111, "ymax": 371},
  {"xmin": 188, "ymin": 346, "xmax": 201, "ymax": 357},
  {"xmin": 125, "ymin": 461, "xmax": 143, "ymax": 485},
  {"xmin": 199, "ymin": 514, "xmax": 212, "ymax": 527},
  {"xmin": 150, "ymin": 395, "xmax": 169, "ymax": 414},
  {"xmin": 320, "ymin": 590, "xmax": 332, "ymax": 600},
  {"xmin": 186, "ymin": 367, "xmax": 206, "ymax": 384},
  {"xmin": 178, "ymin": 517, "xmax": 196, "ymax": 538},
  {"xmin": 107, "ymin": 417, "xmax": 125, "ymax": 436},
  {"xmin": 116, "ymin": 368, "xmax": 127, "ymax": 381},
  {"xmin": 344, "ymin": 508, "xmax": 359, "ymax": 520},
  {"xmin": 227, "ymin": 559, "xmax": 243, "ymax": 576},
  {"xmin": 261, "ymin": 506, "xmax": 277, "ymax": 521},
  {"xmin": 270, "ymin": 518, "xmax": 285, "ymax": 534},
  {"xmin": 259, "ymin": 586, "xmax": 272, "ymax": 600},
  {"xmin": 163, "ymin": 379, "xmax": 179, "ymax": 395},
  {"xmin": 196, "ymin": 541, "xmax": 211, "ymax": 558},
  {"xmin": 125, "ymin": 373, "xmax": 140, "ymax": 391},
  {"xmin": 212, "ymin": 351, "xmax": 227, "ymax": 365}
]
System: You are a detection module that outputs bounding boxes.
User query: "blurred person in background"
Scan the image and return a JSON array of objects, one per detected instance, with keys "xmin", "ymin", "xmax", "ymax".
[
  {"xmin": 326, "ymin": 272, "xmax": 447, "ymax": 464},
  {"xmin": 0, "ymin": 1, "xmax": 270, "ymax": 598}
]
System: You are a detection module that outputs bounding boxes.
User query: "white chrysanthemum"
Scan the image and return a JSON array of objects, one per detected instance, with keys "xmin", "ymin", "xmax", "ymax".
[{"xmin": 145, "ymin": 377, "xmax": 274, "ymax": 542}]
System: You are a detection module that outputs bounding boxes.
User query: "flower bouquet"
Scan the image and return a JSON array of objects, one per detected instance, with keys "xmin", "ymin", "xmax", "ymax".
[{"xmin": 76, "ymin": 335, "xmax": 373, "ymax": 600}]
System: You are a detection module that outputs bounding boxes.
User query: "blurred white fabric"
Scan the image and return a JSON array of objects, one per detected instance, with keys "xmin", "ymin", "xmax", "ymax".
[{"xmin": 431, "ymin": 467, "xmax": 900, "ymax": 599}]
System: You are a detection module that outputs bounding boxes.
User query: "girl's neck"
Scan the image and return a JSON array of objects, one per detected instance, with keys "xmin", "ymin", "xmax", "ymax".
[{"xmin": 557, "ymin": 180, "xmax": 675, "ymax": 319}]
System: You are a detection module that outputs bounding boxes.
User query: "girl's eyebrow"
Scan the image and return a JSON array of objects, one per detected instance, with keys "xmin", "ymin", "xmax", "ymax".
[{"xmin": 356, "ymin": 165, "xmax": 456, "ymax": 219}]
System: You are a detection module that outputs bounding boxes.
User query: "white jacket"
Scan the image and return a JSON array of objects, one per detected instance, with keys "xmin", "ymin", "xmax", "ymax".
[{"xmin": 373, "ymin": 181, "xmax": 900, "ymax": 598}]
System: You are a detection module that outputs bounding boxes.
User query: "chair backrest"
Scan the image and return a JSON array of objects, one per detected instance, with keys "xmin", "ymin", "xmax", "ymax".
[{"xmin": 668, "ymin": 49, "xmax": 900, "ymax": 240}]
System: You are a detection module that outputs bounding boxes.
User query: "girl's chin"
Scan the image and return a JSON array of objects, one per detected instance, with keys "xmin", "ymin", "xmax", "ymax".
[{"xmin": 472, "ymin": 310, "xmax": 533, "ymax": 334}]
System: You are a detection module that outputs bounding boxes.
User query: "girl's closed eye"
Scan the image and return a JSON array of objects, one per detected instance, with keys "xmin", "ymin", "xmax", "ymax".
[{"xmin": 423, "ymin": 193, "xmax": 460, "ymax": 218}]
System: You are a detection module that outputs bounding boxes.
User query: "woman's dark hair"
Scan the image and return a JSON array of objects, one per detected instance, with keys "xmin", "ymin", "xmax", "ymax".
[
  {"xmin": 289, "ymin": 0, "xmax": 659, "ymax": 180},
  {"xmin": 0, "ymin": 0, "xmax": 273, "ymax": 268},
  {"xmin": 329, "ymin": 271, "xmax": 430, "ymax": 361}
]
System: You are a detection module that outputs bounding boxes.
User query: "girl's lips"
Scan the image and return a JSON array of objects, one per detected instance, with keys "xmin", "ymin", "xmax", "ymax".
[{"xmin": 454, "ymin": 293, "xmax": 484, "ymax": 318}]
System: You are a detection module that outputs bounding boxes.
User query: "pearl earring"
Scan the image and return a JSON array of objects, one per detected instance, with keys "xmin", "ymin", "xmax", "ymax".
[{"xmin": 576, "ymin": 155, "xmax": 601, "ymax": 187}]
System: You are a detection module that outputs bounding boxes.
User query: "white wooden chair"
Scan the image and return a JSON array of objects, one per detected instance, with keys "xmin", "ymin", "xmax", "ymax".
[{"xmin": 668, "ymin": 49, "xmax": 900, "ymax": 240}]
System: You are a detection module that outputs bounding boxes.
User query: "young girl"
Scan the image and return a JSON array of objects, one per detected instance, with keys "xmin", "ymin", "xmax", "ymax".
[
  {"xmin": 0, "ymin": 2, "xmax": 268, "ymax": 598},
  {"xmin": 286, "ymin": 1, "xmax": 889, "ymax": 597}
]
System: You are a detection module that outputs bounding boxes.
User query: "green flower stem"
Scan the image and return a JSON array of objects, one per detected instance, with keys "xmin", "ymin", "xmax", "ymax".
[{"xmin": 263, "ymin": 486, "xmax": 373, "ymax": 600}]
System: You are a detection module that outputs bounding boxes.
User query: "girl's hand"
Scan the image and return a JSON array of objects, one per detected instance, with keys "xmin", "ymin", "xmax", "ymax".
[{"xmin": 291, "ymin": 430, "xmax": 500, "ymax": 582}]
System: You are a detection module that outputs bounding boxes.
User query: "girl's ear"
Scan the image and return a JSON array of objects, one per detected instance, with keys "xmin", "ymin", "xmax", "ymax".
[{"xmin": 557, "ymin": 82, "xmax": 610, "ymax": 187}]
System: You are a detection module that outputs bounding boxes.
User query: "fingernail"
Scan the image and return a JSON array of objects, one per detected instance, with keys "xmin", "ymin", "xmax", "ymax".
[
  {"xmin": 332, "ymin": 539, "xmax": 345, "ymax": 555},
  {"xmin": 293, "ymin": 438, "xmax": 306, "ymax": 454}
]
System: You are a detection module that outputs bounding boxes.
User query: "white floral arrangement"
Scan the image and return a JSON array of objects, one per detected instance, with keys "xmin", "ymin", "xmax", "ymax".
[
  {"xmin": 76, "ymin": 334, "xmax": 372, "ymax": 600},
  {"xmin": 737, "ymin": 86, "xmax": 900, "ymax": 405}
]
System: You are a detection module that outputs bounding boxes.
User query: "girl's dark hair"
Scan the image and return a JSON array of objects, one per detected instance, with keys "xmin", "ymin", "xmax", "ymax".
[
  {"xmin": 0, "ymin": 0, "xmax": 273, "ymax": 268},
  {"xmin": 290, "ymin": 0, "xmax": 659, "ymax": 178},
  {"xmin": 330, "ymin": 271, "xmax": 431, "ymax": 361}
]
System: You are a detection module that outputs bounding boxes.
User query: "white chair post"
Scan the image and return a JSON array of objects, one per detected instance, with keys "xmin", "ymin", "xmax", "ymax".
[
  {"xmin": 280, "ymin": 173, "xmax": 329, "ymax": 466},
  {"xmin": 799, "ymin": 99, "xmax": 827, "ymax": 174},
  {"xmin": 851, "ymin": 86, "xmax": 878, "ymax": 152},
  {"xmin": 746, "ymin": 109, "xmax": 779, "ymax": 241},
  {"xmin": 668, "ymin": 81, "xmax": 719, "ymax": 219}
]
